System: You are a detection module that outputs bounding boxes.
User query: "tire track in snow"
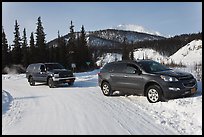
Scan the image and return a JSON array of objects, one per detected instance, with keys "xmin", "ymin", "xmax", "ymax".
[{"xmin": 84, "ymin": 88, "xmax": 177, "ymax": 135}]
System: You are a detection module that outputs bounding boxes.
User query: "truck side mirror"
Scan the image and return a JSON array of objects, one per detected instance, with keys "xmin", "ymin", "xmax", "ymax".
[{"xmin": 40, "ymin": 65, "xmax": 46, "ymax": 72}]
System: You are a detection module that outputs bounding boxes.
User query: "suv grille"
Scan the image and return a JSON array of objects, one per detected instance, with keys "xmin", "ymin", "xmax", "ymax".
[
  {"xmin": 182, "ymin": 79, "xmax": 196, "ymax": 88},
  {"xmin": 178, "ymin": 75, "xmax": 193, "ymax": 80}
]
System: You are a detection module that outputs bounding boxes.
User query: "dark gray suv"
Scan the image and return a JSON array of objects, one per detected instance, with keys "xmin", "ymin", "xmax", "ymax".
[
  {"xmin": 98, "ymin": 60, "xmax": 197, "ymax": 103},
  {"xmin": 26, "ymin": 63, "xmax": 75, "ymax": 88}
]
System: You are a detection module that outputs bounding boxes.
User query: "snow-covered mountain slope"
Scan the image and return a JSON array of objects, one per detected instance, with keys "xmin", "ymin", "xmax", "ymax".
[
  {"xmin": 133, "ymin": 48, "xmax": 169, "ymax": 63},
  {"xmin": 97, "ymin": 40, "xmax": 202, "ymax": 67},
  {"xmin": 96, "ymin": 53, "xmax": 122, "ymax": 67},
  {"xmin": 169, "ymin": 40, "xmax": 202, "ymax": 65},
  {"xmin": 96, "ymin": 49, "xmax": 168, "ymax": 67},
  {"xmin": 110, "ymin": 24, "xmax": 163, "ymax": 37}
]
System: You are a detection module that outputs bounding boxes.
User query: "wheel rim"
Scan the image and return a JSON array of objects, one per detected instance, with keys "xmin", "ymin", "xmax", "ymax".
[
  {"xmin": 103, "ymin": 84, "xmax": 109, "ymax": 95},
  {"xmin": 148, "ymin": 89, "xmax": 159, "ymax": 102},
  {"xmin": 30, "ymin": 78, "xmax": 34, "ymax": 85}
]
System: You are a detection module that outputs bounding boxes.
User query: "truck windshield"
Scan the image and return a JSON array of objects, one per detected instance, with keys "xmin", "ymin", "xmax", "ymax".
[{"xmin": 45, "ymin": 63, "xmax": 65, "ymax": 71}]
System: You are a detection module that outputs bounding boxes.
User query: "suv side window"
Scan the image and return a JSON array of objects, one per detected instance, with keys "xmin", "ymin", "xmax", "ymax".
[
  {"xmin": 101, "ymin": 63, "xmax": 114, "ymax": 72},
  {"xmin": 124, "ymin": 64, "xmax": 140, "ymax": 74},
  {"xmin": 113, "ymin": 63, "xmax": 125, "ymax": 73}
]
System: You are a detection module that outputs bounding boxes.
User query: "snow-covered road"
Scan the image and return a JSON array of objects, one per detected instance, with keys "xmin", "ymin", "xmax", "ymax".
[{"xmin": 2, "ymin": 70, "xmax": 202, "ymax": 135}]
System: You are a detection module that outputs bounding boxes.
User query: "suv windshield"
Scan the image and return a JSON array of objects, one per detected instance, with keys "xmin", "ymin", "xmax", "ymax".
[
  {"xmin": 45, "ymin": 63, "xmax": 65, "ymax": 71},
  {"xmin": 138, "ymin": 60, "xmax": 171, "ymax": 73}
]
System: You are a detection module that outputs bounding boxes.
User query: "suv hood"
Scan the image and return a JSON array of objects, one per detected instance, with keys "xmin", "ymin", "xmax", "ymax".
[{"xmin": 153, "ymin": 69, "xmax": 192, "ymax": 78}]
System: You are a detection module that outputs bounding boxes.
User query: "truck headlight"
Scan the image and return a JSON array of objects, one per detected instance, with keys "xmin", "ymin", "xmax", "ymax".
[
  {"xmin": 54, "ymin": 74, "xmax": 59, "ymax": 78},
  {"xmin": 160, "ymin": 75, "xmax": 178, "ymax": 82}
]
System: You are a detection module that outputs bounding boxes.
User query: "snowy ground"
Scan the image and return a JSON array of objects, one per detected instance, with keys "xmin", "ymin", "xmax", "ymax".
[{"xmin": 2, "ymin": 69, "xmax": 202, "ymax": 135}]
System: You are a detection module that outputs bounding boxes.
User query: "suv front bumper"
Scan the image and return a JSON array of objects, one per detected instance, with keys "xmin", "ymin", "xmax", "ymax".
[{"xmin": 161, "ymin": 79, "xmax": 197, "ymax": 99}]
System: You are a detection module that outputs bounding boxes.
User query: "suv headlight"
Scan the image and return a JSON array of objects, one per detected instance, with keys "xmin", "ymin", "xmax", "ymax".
[
  {"xmin": 54, "ymin": 74, "xmax": 59, "ymax": 78},
  {"xmin": 160, "ymin": 75, "xmax": 178, "ymax": 82}
]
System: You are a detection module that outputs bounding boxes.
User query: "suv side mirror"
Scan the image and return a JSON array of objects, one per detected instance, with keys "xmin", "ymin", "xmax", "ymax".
[
  {"xmin": 138, "ymin": 70, "xmax": 142, "ymax": 75},
  {"xmin": 135, "ymin": 69, "xmax": 142, "ymax": 75}
]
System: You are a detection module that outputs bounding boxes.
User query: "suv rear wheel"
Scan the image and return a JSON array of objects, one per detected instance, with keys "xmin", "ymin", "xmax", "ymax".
[
  {"xmin": 146, "ymin": 85, "xmax": 162, "ymax": 103},
  {"xmin": 29, "ymin": 76, "xmax": 35, "ymax": 86},
  {"xmin": 101, "ymin": 82, "xmax": 112, "ymax": 96},
  {"xmin": 48, "ymin": 77, "xmax": 55, "ymax": 88}
]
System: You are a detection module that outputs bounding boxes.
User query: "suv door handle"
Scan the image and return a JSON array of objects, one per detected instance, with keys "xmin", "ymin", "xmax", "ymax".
[
  {"xmin": 110, "ymin": 74, "xmax": 114, "ymax": 77},
  {"xmin": 124, "ymin": 75, "xmax": 128, "ymax": 78}
]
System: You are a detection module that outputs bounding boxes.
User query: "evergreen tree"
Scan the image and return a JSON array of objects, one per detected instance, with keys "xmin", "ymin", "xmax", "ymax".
[
  {"xmin": 12, "ymin": 20, "xmax": 22, "ymax": 64},
  {"xmin": 58, "ymin": 31, "xmax": 67, "ymax": 66},
  {"xmin": 130, "ymin": 41, "xmax": 134, "ymax": 60},
  {"xmin": 67, "ymin": 20, "xmax": 76, "ymax": 68},
  {"xmin": 21, "ymin": 28, "xmax": 29, "ymax": 67},
  {"xmin": 2, "ymin": 27, "xmax": 9, "ymax": 72},
  {"xmin": 122, "ymin": 37, "xmax": 129, "ymax": 60},
  {"xmin": 29, "ymin": 32, "xmax": 36, "ymax": 63},
  {"xmin": 79, "ymin": 25, "xmax": 93, "ymax": 70},
  {"xmin": 35, "ymin": 16, "xmax": 47, "ymax": 62}
]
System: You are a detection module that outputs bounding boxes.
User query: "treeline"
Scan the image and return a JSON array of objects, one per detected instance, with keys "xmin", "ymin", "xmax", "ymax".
[{"xmin": 2, "ymin": 17, "xmax": 94, "ymax": 73}]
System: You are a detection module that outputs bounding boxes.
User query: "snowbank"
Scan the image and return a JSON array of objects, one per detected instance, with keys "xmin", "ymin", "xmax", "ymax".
[
  {"xmin": 169, "ymin": 40, "xmax": 202, "ymax": 65},
  {"xmin": 2, "ymin": 90, "xmax": 13, "ymax": 115}
]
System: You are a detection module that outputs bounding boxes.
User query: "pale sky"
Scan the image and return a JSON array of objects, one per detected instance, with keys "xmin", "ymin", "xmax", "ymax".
[{"xmin": 2, "ymin": 2, "xmax": 202, "ymax": 45}]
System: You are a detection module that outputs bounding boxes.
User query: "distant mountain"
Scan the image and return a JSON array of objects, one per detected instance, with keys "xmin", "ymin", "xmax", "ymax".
[
  {"xmin": 47, "ymin": 28, "xmax": 165, "ymax": 48},
  {"xmin": 110, "ymin": 24, "xmax": 164, "ymax": 37},
  {"xmin": 88, "ymin": 29, "xmax": 165, "ymax": 45}
]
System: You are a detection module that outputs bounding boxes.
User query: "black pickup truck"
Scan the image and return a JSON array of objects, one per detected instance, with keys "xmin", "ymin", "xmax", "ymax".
[{"xmin": 26, "ymin": 63, "xmax": 75, "ymax": 88}]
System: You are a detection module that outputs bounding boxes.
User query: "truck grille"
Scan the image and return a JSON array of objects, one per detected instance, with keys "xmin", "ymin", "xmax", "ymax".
[{"xmin": 59, "ymin": 72, "xmax": 72, "ymax": 78}]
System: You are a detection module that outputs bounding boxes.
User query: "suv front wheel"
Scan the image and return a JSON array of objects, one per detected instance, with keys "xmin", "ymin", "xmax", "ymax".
[
  {"xmin": 101, "ymin": 82, "xmax": 112, "ymax": 96},
  {"xmin": 146, "ymin": 85, "xmax": 162, "ymax": 103}
]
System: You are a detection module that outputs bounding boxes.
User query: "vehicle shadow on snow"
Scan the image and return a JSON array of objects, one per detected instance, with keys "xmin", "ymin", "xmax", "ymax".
[
  {"xmin": 14, "ymin": 96, "xmax": 45, "ymax": 100},
  {"xmin": 2, "ymin": 90, "xmax": 13, "ymax": 115},
  {"xmin": 29, "ymin": 80, "xmax": 98, "ymax": 88},
  {"xmin": 59, "ymin": 81, "xmax": 98, "ymax": 88}
]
